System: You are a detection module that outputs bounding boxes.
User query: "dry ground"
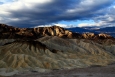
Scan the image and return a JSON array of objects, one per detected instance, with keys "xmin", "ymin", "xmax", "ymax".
[{"xmin": 8, "ymin": 63, "xmax": 115, "ymax": 77}]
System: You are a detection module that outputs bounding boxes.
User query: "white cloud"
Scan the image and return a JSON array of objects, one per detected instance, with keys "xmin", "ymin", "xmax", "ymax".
[
  {"xmin": 54, "ymin": 24, "xmax": 72, "ymax": 28},
  {"xmin": 0, "ymin": 0, "xmax": 53, "ymax": 11},
  {"xmin": 35, "ymin": 23, "xmax": 77, "ymax": 28},
  {"xmin": 78, "ymin": 23, "xmax": 95, "ymax": 27},
  {"xmin": 107, "ymin": 17, "xmax": 114, "ymax": 22},
  {"xmin": 78, "ymin": 20, "xmax": 115, "ymax": 27},
  {"xmin": 35, "ymin": 24, "xmax": 68, "ymax": 28},
  {"xmin": 20, "ymin": 0, "xmax": 52, "ymax": 4}
]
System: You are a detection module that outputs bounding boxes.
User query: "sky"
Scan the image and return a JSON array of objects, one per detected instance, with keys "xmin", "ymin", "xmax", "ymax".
[{"xmin": 0, "ymin": 0, "xmax": 115, "ymax": 28}]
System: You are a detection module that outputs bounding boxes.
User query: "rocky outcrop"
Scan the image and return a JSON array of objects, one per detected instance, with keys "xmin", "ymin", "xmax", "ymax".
[
  {"xmin": 0, "ymin": 24, "xmax": 114, "ymax": 40},
  {"xmin": 82, "ymin": 33, "xmax": 113, "ymax": 39},
  {"xmin": 0, "ymin": 24, "xmax": 115, "ymax": 76}
]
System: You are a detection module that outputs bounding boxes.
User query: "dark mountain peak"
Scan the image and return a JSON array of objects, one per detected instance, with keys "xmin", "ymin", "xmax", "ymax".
[
  {"xmin": 0, "ymin": 24, "xmax": 7, "ymax": 27},
  {"xmin": 0, "ymin": 23, "xmax": 16, "ymax": 29}
]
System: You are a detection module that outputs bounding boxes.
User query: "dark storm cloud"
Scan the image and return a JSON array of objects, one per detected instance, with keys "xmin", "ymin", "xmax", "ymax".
[
  {"xmin": 0, "ymin": 0, "xmax": 115, "ymax": 27},
  {"xmin": 6, "ymin": 0, "xmax": 80, "ymax": 27}
]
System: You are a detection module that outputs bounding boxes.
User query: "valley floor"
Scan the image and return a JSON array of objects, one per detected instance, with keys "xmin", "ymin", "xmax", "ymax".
[{"xmin": 9, "ymin": 63, "xmax": 115, "ymax": 77}]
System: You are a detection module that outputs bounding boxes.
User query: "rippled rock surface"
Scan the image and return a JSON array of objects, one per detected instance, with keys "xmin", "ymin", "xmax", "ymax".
[{"xmin": 0, "ymin": 24, "xmax": 115, "ymax": 76}]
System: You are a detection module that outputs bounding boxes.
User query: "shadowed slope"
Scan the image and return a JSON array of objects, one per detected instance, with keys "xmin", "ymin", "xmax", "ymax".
[{"xmin": 0, "ymin": 39, "xmax": 15, "ymax": 46}]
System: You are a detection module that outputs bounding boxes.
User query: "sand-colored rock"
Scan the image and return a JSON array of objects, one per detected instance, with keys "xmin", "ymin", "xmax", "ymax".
[
  {"xmin": 0, "ymin": 24, "xmax": 115, "ymax": 76},
  {"xmin": 0, "ymin": 24, "xmax": 114, "ymax": 40},
  {"xmin": 0, "ymin": 38, "xmax": 115, "ymax": 76}
]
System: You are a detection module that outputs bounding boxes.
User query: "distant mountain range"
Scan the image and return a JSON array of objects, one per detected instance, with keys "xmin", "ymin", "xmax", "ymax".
[{"xmin": 66, "ymin": 26, "xmax": 115, "ymax": 37}]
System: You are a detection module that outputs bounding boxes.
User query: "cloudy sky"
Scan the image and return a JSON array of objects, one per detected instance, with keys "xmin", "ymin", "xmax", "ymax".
[{"xmin": 0, "ymin": 0, "xmax": 115, "ymax": 28}]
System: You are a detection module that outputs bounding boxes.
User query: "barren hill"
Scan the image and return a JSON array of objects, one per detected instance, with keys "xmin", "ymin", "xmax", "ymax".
[
  {"xmin": 0, "ymin": 24, "xmax": 113, "ymax": 39},
  {"xmin": 0, "ymin": 24, "xmax": 115, "ymax": 76}
]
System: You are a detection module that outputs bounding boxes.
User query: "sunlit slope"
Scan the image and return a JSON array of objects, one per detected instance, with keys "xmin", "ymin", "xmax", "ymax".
[
  {"xmin": 0, "ymin": 38, "xmax": 115, "ymax": 76},
  {"xmin": 0, "ymin": 39, "xmax": 114, "ymax": 70},
  {"xmin": 0, "ymin": 40, "xmax": 86, "ymax": 70}
]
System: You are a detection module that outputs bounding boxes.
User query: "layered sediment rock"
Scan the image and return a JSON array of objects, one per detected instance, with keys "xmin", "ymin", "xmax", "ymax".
[{"xmin": 0, "ymin": 24, "xmax": 115, "ymax": 76}]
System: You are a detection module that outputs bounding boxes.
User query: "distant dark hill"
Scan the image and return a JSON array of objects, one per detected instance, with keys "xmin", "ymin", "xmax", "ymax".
[
  {"xmin": 66, "ymin": 26, "xmax": 115, "ymax": 37},
  {"xmin": 98, "ymin": 27, "xmax": 115, "ymax": 32},
  {"xmin": 94, "ymin": 27, "xmax": 115, "ymax": 37},
  {"xmin": 66, "ymin": 27, "xmax": 94, "ymax": 33}
]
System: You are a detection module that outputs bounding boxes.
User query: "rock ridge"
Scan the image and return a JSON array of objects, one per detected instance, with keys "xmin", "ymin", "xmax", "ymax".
[{"xmin": 0, "ymin": 24, "xmax": 114, "ymax": 40}]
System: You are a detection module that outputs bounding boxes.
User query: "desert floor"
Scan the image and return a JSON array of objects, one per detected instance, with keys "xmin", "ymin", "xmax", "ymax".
[{"xmin": 5, "ymin": 63, "xmax": 115, "ymax": 77}]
